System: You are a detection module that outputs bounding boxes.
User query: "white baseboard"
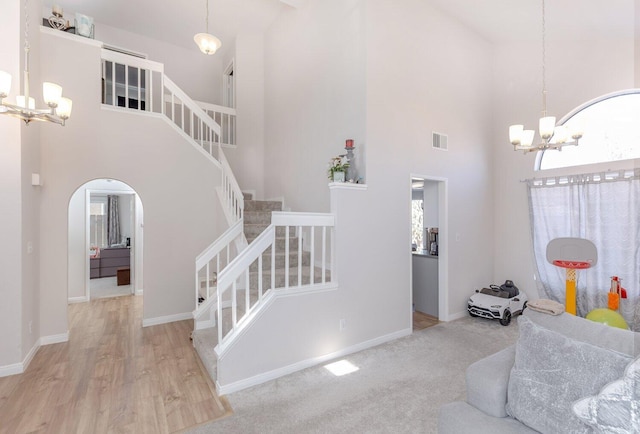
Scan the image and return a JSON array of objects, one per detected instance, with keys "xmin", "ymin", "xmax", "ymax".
[
  {"xmin": 216, "ymin": 327, "xmax": 412, "ymax": 395},
  {"xmin": 447, "ymin": 310, "xmax": 468, "ymax": 321},
  {"xmin": 135, "ymin": 289, "xmax": 144, "ymax": 296},
  {"xmin": 22, "ymin": 340, "xmax": 40, "ymax": 372},
  {"xmin": 0, "ymin": 362, "xmax": 23, "ymax": 377},
  {"xmin": 40, "ymin": 332, "xmax": 69, "ymax": 345},
  {"xmin": 68, "ymin": 295, "xmax": 89, "ymax": 304},
  {"xmin": 0, "ymin": 333, "xmax": 63, "ymax": 378},
  {"xmin": 142, "ymin": 312, "xmax": 192, "ymax": 327}
]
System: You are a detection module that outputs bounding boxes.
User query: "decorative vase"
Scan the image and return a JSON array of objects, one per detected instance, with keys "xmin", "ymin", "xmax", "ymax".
[
  {"xmin": 333, "ymin": 171, "xmax": 345, "ymax": 182},
  {"xmin": 345, "ymin": 145, "xmax": 357, "ymax": 182}
]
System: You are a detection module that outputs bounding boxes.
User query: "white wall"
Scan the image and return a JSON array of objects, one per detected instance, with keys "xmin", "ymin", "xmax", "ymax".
[
  {"xmin": 224, "ymin": 32, "xmax": 266, "ymax": 198},
  {"xmin": 0, "ymin": 0, "xmax": 25, "ymax": 370},
  {"xmin": 366, "ymin": 0, "xmax": 494, "ymax": 319},
  {"xmin": 38, "ymin": 29, "xmax": 226, "ymax": 337},
  {"xmin": 263, "ymin": 0, "xmax": 367, "ymax": 212},
  {"xmin": 491, "ymin": 6, "xmax": 637, "ymax": 300}
]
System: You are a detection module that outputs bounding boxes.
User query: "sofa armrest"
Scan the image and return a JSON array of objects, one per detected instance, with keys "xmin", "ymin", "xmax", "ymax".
[{"xmin": 466, "ymin": 344, "xmax": 515, "ymax": 418}]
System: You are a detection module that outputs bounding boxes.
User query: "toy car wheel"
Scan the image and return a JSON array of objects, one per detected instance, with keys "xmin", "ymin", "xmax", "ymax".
[
  {"xmin": 522, "ymin": 301, "xmax": 528, "ymax": 312},
  {"xmin": 500, "ymin": 310, "xmax": 512, "ymax": 326}
]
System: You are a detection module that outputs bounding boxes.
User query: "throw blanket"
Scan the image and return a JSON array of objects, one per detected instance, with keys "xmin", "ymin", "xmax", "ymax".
[{"xmin": 528, "ymin": 299, "xmax": 565, "ymax": 316}]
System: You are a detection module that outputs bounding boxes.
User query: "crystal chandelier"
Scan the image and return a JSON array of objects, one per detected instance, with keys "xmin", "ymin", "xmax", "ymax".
[
  {"xmin": 0, "ymin": 0, "xmax": 72, "ymax": 126},
  {"xmin": 508, "ymin": 0, "xmax": 582, "ymax": 153},
  {"xmin": 194, "ymin": 0, "xmax": 222, "ymax": 55}
]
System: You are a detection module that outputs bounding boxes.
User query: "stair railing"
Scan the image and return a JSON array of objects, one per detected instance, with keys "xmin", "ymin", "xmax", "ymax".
[
  {"xmin": 100, "ymin": 50, "xmax": 248, "ymax": 300},
  {"xmin": 194, "ymin": 220, "xmax": 245, "ymax": 314},
  {"xmin": 197, "ymin": 101, "xmax": 237, "ymax": 147},
  {"xmin": 217, "ymin": 145, "xmax": 244, "ymax": 225},
  {"xmin": 197, "ymin": 212, "xmax": 335, "ymax": 356},
  {"xmin": 101, "ymin": 49, "xmax": 222, "ymax": 163}
]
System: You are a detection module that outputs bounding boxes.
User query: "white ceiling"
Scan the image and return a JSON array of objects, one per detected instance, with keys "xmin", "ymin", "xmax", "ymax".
[
  {"xmin": 46, "ymin": 0, "xmax": 634, "ymax": 51},
  {"xmin": 428, "ymin": 0, "xmax": 634, "ymax": 43},
  {"xmin": 48, "ymin": 0, "xmax": 287, "ymax": 50}
]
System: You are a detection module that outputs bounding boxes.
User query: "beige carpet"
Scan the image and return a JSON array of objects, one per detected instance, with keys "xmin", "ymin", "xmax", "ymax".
[{"xmin": 187, "ymin": 315, "xmax": 520, "ymax": 434}]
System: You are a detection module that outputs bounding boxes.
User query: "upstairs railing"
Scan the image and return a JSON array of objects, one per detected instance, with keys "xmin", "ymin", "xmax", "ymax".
[
  {"xmin": 193, "ymin": 212, "xmax": 335, "ymax": 355},
  {"xmin": 197, "ymin": 101, "xmax": 237, "ymax": 147},
  {"xmin": 100, "ymin": 49, "xmax": 223, "ymax": 164}
]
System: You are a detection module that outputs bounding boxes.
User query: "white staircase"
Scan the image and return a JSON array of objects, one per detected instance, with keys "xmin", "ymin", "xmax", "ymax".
[{"xmin": 100, "ymin": 47, "xmax": 337, "ymax": 391}]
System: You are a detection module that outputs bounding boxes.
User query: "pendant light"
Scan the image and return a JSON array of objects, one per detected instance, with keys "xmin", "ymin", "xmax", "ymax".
[
  {"xmin": 508, "ymin": 0, "xmax": 582, "ymax": 153},
  {"xmin": 194, "ymin": 0, "xmax": 222, "ymax": 55}
]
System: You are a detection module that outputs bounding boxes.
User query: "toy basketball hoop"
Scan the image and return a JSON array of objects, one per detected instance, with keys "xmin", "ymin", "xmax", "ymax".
[{"xmin": 547, "ymin": 238, "xmax": 597, "ymax": 315}]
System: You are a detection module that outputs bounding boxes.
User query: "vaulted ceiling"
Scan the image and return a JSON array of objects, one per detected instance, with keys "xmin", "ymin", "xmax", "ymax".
[{"xmin": 47, "ymin": 0, "xmax": 635, "ymax": 51}]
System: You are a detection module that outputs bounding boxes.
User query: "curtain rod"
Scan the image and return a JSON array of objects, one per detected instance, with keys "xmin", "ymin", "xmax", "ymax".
[{"xmin": 521, "ymin": 168, "xmax": 640, "ymax": 184}]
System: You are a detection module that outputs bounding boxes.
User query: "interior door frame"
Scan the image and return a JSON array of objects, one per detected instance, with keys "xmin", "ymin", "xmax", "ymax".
[{"xmin": 409, "ymin": 174, "xmax": 449, "ymax": 322}]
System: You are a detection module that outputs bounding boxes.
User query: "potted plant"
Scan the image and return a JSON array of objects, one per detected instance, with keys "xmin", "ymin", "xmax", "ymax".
[{"xmin": 327, "ymin": 155, "xmax": 350, "ymax": 182}]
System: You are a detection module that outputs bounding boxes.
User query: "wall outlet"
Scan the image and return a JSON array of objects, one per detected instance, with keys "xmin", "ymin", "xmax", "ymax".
[
  {"xmin": 339, "ymin": 318, "xmax": 346, "ymax": 332},
  {"xmin": 27, "ymin": 241, "xmax": 33, "ymax": 254}
]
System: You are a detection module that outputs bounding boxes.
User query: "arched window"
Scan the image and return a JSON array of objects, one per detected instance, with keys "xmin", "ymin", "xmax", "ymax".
[{"xmin": 536, "ymin": 90, "xmax": 640, "ymax": 170}]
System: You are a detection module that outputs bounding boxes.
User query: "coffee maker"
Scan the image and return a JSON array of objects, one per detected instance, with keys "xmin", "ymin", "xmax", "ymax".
[{"xmin": 428, "ymin": 228, "xmax": 438, "ymax": 256}]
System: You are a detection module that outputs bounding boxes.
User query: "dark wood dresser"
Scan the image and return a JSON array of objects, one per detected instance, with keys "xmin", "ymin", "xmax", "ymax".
[{"xmin": 90, "ymin": 247, "xmax": 130, "ymax": 278}]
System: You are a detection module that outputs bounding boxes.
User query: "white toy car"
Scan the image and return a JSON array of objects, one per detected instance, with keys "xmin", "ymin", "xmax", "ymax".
[{"xmin": 467, "ymin": 280, "xmax": 528, "ymax": 326}]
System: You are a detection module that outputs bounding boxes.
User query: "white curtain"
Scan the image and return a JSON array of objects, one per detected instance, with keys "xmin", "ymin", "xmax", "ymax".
[{"xmin": 527, "ymin": 170, "xmax": 640, "ymax": 331}]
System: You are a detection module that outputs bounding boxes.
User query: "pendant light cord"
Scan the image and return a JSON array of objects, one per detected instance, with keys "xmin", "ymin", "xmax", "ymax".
[
  {"xmin": 205, "ymin": 0, "xmax": 210, "ymax": 33},
  {"xmin": 541, "ymin": 0, "xmax": 547, "ymax": 117},
  {"xmin": 24, "ymin": 0, "xmax": 31, "ymax": 102}
]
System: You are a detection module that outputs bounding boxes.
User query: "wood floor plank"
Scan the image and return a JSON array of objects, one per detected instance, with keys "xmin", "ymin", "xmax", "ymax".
[{"xmin": 0, "ymin": 295, "xmax": 232, "ymax": 433}]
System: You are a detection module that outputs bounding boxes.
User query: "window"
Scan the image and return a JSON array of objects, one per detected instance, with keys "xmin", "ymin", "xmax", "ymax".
[
  {"xmin": 537, "ymin": 90, "xmax": 640, "ymax": 170},
  {"xmin": 411, "ymin": 199, "xmax": 424, "ymax": 250},
  {"xmin": 90, "ymin": 197, "xmax": 108, "ymax": 248}
]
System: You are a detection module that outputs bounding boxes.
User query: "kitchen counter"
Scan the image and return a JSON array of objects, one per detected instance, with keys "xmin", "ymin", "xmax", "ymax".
[{"xmin": 412, "ymin": 249, "xmax": 439, "ymax": 259}]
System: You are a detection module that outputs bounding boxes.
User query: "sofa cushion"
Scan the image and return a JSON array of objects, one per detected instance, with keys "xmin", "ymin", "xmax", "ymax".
[
  {"xmin": 573, "ymin": 356, "xmax": 640, "ymax": 433},
  {"xmin": 524, "ymin": 309, "xmax": 638, "ymax": 357},
  {"xmin": 506, "ymin": 315, "xmax": 632, "ymax": 433},
  {"xmin": 439, "ymin": 401, "xmax": 538, "ymax": 434},
  {"xmin": 466, "ymin": 345, "xmax": 515, "ymax": 418}
]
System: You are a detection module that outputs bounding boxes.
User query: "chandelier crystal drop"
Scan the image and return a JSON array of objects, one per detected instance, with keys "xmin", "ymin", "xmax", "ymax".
[
  {"xmin": 0, "ymin": 0, "xmax": 72, "ymax": 126},
  {"xmin": 194, "ymin": 0, "xmax": 222, "ymax": 55},
  {"xmin": 508, "ymin": 0, "xmax": 582, "ymax": 153}
]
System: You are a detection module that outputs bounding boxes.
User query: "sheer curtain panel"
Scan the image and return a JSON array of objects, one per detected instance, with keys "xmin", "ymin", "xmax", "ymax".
[{"xmin": 527, "ymin": 170, "xmax": 640, "ymax": 331}]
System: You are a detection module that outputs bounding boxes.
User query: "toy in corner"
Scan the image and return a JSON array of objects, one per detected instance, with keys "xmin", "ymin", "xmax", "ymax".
[{"xmin": 467, "ymin": 280, "xmax": 528, "ymax": 326}]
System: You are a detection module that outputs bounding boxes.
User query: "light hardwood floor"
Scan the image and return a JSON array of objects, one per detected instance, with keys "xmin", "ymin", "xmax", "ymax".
[
  {"xmin": 0, "ymin": 295, "xmax": 232, "ymax": 434},
  {"xmin": 413, "ymin": 310, "xmax": 440, "ymax": 331}
]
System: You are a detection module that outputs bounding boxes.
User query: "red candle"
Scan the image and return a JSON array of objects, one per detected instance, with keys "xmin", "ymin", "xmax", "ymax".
[{"xmin": 346, "ymin": 139, "xmax": 354, "ymax": 148}]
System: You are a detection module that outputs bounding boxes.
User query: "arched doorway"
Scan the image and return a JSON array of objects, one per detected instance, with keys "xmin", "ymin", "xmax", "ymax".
[{"xmin": 67, "ymin": 179, "xmax": 144, "ymax": 302}]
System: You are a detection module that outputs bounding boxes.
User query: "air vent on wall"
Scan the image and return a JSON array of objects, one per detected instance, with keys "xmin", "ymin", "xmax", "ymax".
[{"xmin": 432, "ymin": 132, "xmax": 448, "ymax": 150}]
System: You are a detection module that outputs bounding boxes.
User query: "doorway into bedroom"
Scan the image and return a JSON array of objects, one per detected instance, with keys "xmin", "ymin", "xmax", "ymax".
[{"xmin": 67, "ymin": 179, "xmax": 144, "ymax": 303}]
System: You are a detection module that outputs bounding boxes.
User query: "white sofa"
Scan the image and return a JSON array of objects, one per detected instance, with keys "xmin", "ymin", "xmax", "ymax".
[{"xmin": 438, "ymin": 308, "xmax": 639, "ymax": 433}]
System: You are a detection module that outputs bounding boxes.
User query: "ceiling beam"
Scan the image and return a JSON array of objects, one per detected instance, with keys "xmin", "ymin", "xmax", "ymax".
[{"xmin": 280, "ymin": 0, "xmax": 307, "ymax": 9}]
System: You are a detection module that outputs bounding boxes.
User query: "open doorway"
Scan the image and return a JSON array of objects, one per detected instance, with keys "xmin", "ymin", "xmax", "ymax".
[
  {"xmin": 68, "ymin": 179, "xmax": 144, "ymax": 303},
  {"xmin": 410, "ymin": 175, "xmax": 448, "ymax": 330}
]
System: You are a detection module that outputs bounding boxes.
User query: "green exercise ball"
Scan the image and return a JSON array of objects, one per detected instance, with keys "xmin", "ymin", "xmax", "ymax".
[{"xmin": 585, "ymin": 308, "xmax": 629, "ymax": 330}]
